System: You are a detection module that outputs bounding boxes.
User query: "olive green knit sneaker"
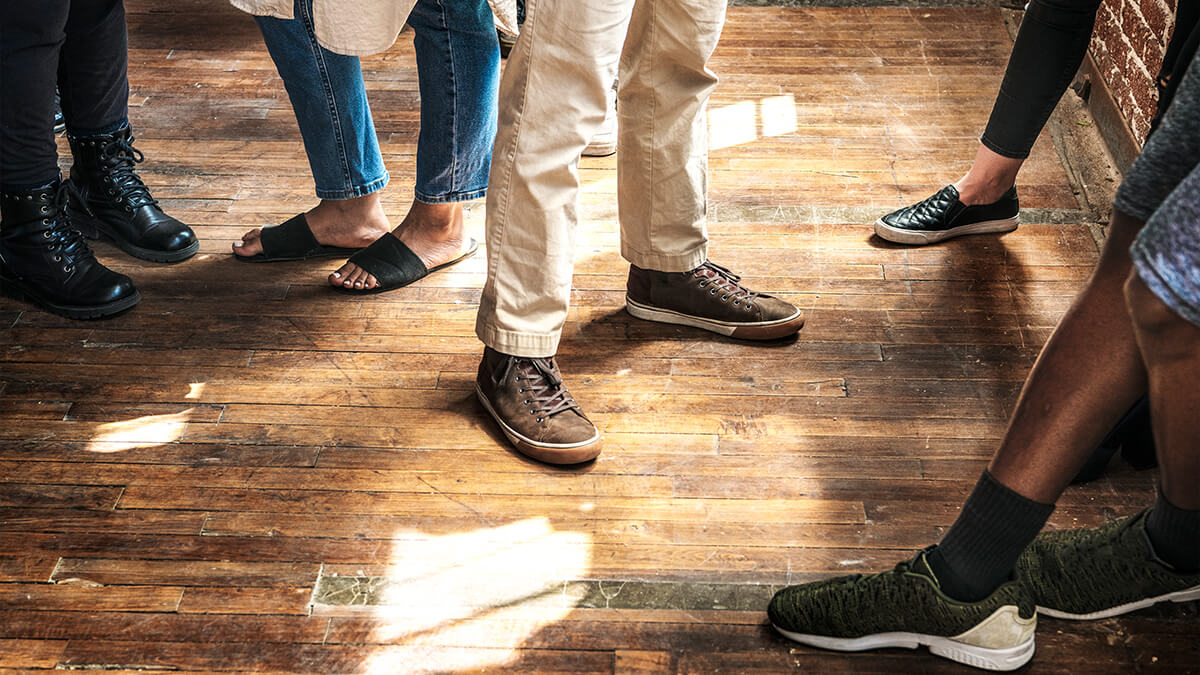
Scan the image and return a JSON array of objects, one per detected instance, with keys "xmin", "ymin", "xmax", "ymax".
[
  {"xmin": 1017, "ymin": 510, "xmax": 1200, "ymax": 621},
  {"xmin": 768, "ymin": 550, "xmax": 1036, "ymax": 671}
]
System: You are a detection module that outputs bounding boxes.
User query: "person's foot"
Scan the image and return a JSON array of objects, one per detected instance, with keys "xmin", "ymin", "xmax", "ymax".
[
  {"xmin": 582, "ymin": 81, "xmax": 617, "ymax": 158},
  {"xmin": 234, "ymin": 193, "xmax": 390, "ymax": 260},
  {"xmin": 66, "ymin": 125, "xmax": 199, "ymax": 263},
  {"xmin": 1016, "ymin": 510, "xmax": 1200, "ymax": 620},
  {"xmin": 329, "ymin": 200, "xmax": 471, "ymax": 291},
  {"xmin": 625, "ymin": 261, "xmax": 804, "ymax": 340},
  {"xmin": 768, "ymin": 549, "xmax": 1037, "ymax": 671},
  {"xmin": 475, "ymin": 347, "xmax": 601, "ymax": 465},
  {"xmin": 1, "ymin": 180, "xmax": 139, "ymax": 319},
  {"xmin": 875, "ymin": 185, "xmax": 1019, "ymax": 245}
]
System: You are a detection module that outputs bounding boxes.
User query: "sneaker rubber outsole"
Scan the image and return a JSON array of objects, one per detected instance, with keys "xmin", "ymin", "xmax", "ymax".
[
  {"xmin": 625, "ymin": 296, "xmax": 804, "ymax": 340},
  {"xmin": 1038, "ymin": 583, "xmax": 1200, "ymax": 621},
  {"xmin": 772, "ymin": 623, "xmax": 1036, "ymax": 672},
  {"xmin": 475, "ymin": 383, "xmax": 602, "ymax": 465},
  {"xmin": 874, "ymin": 215, "xmax": 1018, "ymax": 245}
]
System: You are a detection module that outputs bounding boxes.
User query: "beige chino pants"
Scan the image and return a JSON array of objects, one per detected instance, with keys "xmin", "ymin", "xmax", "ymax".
[{"xmin": 474, "ymin": 0, "xmax": 728, "ymax": 357}]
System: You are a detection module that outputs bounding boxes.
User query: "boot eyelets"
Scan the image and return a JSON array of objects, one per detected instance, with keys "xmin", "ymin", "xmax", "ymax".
[
  {"xmin": 63, "ymin": 265, "xmax": 72, "ymax": 274},
  {"xmin": 537, "ymin": 417, "xmax": 544, "ymax": 423},
  {"xmin": 53, "ymin": 255, "xmax": 61, "ymax": 262},
  {"xmin": 709, "ymin": 288, "xmax": 717, "ymax": 295},
  {"xmin": 43, "ymin": 231, "xmax": 52, "ymax": 239},
  {"xmin": 524, "ymin": 399, "xmax": 531, "ymax": 405},
  {"xmin": 721, "ymin": 294, "xmax": 730, "ymax": 302},
  {"xmin": 40, "ymin": 206, "xmax": 49, "ymax": 214}
]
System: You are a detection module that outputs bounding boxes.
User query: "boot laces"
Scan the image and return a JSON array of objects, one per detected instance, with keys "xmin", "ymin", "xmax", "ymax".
[
  {"xmin": 44, "ymin": 183, "xmax": 94, "ymax": 270},
  {"xmin": 498, "ymin": 356, "xmax": 581, "ymax": 422},
  {"xmin": 691, "ymin": 261, "xmax": 759, "ymax": 308},
  {"xmin": 98, "ymin": 133, "xmax": 158, "ymax": 210}
]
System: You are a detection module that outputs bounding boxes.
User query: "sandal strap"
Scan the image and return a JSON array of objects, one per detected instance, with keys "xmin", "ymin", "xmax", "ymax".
[
  {"xmin": 346, "ymin": 232, "xmax": 428, "ymax": 286},
  {"xmin": 259, "ymin": 213, "xmax": 321, "ymax": 258}
]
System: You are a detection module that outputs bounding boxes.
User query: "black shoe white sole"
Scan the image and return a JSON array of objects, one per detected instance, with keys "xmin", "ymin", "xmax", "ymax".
[
  {"xmin": 0, "ymin": 271, "xmax": 140, "ymax": 320},
  {"xmin": 625, "ymin": 296, "xmax": 804, "ymax": 340},
  {"xmin": 69, "ymin": 203, "xmax": 199, "ymax": 263},
  {"xmin": 772, "ymin": 624, "xmax": 1035, "ymax": 672},
  {"xmin": 1037, "ymin": 583, "xmax": 1200, "ymax": 621},
  {"xmin": 474, "ymin": 383, "xmax": 602, "ymax": 465},
  {"xmin": 874, "ymin": 216, "xmax": 1019, "ymax": 245}
]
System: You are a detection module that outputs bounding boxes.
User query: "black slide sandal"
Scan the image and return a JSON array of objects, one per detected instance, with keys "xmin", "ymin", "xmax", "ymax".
[
  {"xmin": 234, "ymin": 213, "xmax": 362, "ymax": 263},
  {"xmin": 334, "ymin": 232, "xmax": 479, "ymax": 295}
]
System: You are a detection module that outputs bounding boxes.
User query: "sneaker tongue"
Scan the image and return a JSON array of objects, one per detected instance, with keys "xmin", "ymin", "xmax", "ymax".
[
  {"xmin": 909, "ymin": 550, "xmax": 942, "ymax": 588},
  {"xmin": 529, "ymin": 358, "xmax": 563, "ymax": 386}
]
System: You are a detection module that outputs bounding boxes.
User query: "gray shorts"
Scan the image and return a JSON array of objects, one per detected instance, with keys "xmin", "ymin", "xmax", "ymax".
[{"xmin": 1114, "ymin": 48, "xmax": 1200, "ymax": 328}]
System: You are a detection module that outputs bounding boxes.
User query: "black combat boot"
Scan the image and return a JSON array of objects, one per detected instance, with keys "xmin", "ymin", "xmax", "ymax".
[
  {"xmin": 66, "ymin": 125, "xmax": 198, "ymax": 262},
  {"xmin": 1, "ymin": 180, "xmax": 139, "ymax": 319}
]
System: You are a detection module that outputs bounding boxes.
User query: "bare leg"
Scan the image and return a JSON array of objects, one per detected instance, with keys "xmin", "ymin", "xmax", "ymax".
[
  {"xmin": 988, "ymin": 209, "xmax": 1148, "ymax": 502},
  {"xmin": 233, "ymin": 191, "xmax": 391, "ymax": 258},
  {"xmin": 953, "ymin": 143, "xmax": 1024, "ymax": 206},
  {"xmin": 329, "ymin": 198, "xmax": 471, "ymax": 290},
  {"xmin": 1126, "ymin": 273, "xmax": 1200, "ymax": 509}
]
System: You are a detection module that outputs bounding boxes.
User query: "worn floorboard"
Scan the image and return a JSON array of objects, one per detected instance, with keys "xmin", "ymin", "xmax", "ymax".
[{"xmin": 1, "ymin": 3, "xmax": 1195, "ymax": 673}]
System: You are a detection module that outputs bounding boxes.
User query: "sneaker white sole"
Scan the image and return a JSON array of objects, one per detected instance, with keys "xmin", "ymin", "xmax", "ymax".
[
  {"xmin": 1037, "ymin": 582, "xmax": 1200, "ymax": 621},
  {"xmin": 874, "ymin": 215, "xmax": 1019, "ymax": 245},
  {"xmin": 772, "ymin": 625, "xmax": 1035, "ymax": 672},
  {"xmin": 474, "ymin": 383, "xmax": 601, "ymax": 465},
  {"xmin": 625, "ymin": 296, "xmax": 804, "ymax": 340}
]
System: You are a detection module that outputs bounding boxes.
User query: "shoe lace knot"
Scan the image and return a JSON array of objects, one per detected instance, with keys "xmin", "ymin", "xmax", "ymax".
[
  {"xmin": 690, "ymin": 261, "xmax": 759, "ymax": 308},
  {"xmin": 97, "ymin": 133, "xmax": 158, "ymax": 211},
  {"xmin": 499, "ymin": 356, "xmax": 582, "ymax": 422}
]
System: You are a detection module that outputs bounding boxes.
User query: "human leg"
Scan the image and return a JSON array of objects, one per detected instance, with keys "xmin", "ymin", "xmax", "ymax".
[
  {"xmin": 617, "ymin": 0, "xmax": 804, "ymax": 340},
  {"xmin": 234, "ymin": 0, "xmax": 390, "ymax": 260},
  {"xmin": 473, "ymin": 0, "xmax": 637, "ymax": 463},
  {"xmin": 332, "ymin": 0, "xmax": 499, "ymax": 290},
  {"xmin": 0, "ymin": 0, "xmax": 139, "ymax": 318},
  {"xmin": 875, "ymin": 0, "xmax": 1103, "ymax": 244}
]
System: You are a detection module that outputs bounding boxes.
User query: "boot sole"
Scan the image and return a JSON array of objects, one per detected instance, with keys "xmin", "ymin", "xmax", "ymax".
[
  {"xmin": 474, "ymin": 383, "xmax": 602, "ymax": 465},
  {"xmin": 0, "ymin": 272, "xmax": 140, "ymax": 320},
  {"xmin": 772, "ymin": 625, "xmax": 1035, "ymax": 672},
  {"xmin": 625, "ymin": 296, "xmax": 804, "ymax": 340},
  {"xmin": 874, "ymin": 216, "xmax": 1019, "ymax": 245},
  {"xmin": 1037, "ymin": 583, "xmax": 1200, "ymax": 621},
  {"xmin": 69, "ymin": 201, "xmax": 199, "ymax": 263}
]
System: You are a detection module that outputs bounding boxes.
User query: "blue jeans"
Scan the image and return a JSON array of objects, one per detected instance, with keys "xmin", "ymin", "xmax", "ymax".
[{"xmin": 255, "ymin": 0, "xmax": 499, "ymax": 203}]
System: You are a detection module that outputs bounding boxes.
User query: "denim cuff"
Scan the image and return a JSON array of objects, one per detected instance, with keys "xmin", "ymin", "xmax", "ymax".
[
  {"xmin": 415, "ymin": 187, "xmax": 487, "ymax": 204},
  {"xmin": 314, "ymin": 172, "xmax": 388, "ymax": 201}
]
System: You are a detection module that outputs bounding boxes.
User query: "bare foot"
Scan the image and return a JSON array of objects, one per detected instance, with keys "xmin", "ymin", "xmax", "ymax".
[
  {"xmin": 232, "ymin": 192, "xmax": 391, "ymax": 258},
  {"xmin": 330, "ymin": 199, "xmax": 472, "ymax": 290}
]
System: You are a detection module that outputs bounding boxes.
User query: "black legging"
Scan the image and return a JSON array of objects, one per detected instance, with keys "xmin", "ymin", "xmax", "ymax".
[
  {"xmin": 0, "ymin": 0, "xmax": 130, "ymax": 190},
  {"xmin": 981, "ymin": 0, "xmax": 1104, "ymax": 160}
]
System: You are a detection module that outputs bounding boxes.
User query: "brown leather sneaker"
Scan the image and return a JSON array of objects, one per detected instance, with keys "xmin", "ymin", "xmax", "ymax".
[
  {"xmin": 625, "ymin": 261, "xmax": 804, "ymax": 340},
  {"xmin": 475, "ymin": 347, "xmax": 602, "ymax": 465}
]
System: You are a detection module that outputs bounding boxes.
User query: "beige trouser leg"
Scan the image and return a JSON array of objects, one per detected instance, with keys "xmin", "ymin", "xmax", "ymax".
[{"xmin": 475, "ymin": 0, "xmax": 727, "ymax": 358}]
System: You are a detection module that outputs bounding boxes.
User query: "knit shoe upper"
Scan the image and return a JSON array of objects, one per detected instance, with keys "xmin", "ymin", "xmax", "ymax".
[
  {"xmin": 768, "ymin": 550, "xmax": 1036, "ymax": 671},
  {"xmin": 1016, "ymin": 510, "xmax": 1200, "ymax": 620}
]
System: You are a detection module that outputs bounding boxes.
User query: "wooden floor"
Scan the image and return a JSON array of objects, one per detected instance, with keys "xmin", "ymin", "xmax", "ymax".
[{"xmin": 2, "ymin": 2, "xmax": 1197, "ymax": 673}]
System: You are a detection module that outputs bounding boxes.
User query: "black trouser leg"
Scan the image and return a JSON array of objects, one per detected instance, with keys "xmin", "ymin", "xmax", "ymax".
[
  {"xmin": 980, "ymin": 0, "xmax": 1104, "ymax": 159},
  {"xmin": 58, "ymin": 0, "xmax": 130, "ymax": 135},
  {"xmin": 0, "ymin": 0, "xmax": 70, "ymax": 189}
]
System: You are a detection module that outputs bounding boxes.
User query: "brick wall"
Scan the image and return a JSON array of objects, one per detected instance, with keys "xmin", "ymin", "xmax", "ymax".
[{"xmin": 1089, "ymin": 0, "xmax": 1178, "ymax": 143}]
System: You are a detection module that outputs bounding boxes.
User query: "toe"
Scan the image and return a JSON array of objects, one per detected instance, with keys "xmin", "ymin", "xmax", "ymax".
[
  {"xmin": 233, "ymin": 228, "xmax": 263, "ymax": 257},
  {"xmin": 364, "ymin": 273, "xmax": 378, "ymax": 289},
  {"xmin": 330, "ymin": 261, "xmax": 355, "ymax": 287}
]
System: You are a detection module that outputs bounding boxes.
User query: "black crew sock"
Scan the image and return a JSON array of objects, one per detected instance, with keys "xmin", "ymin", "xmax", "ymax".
[
  {"xmin": 1145, "ymin": 488, "xmax": 1200, "ymax": 573},
  {"xmin": 926, "ymin": 470, "xmax": 1056, "ymax": 602}
]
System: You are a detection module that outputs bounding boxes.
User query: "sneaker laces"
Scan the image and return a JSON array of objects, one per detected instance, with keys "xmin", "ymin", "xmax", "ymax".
[
  {"xmin": 97, "ymin": 132, "xmax": 158, "ymax": 210},
  {"xmin": 497, "ymin": 356, "xmax": 582, "ymax": 422},
  {"xmin": 690, "ymin": 261, "xmax": 759, "ymax": 308}
]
